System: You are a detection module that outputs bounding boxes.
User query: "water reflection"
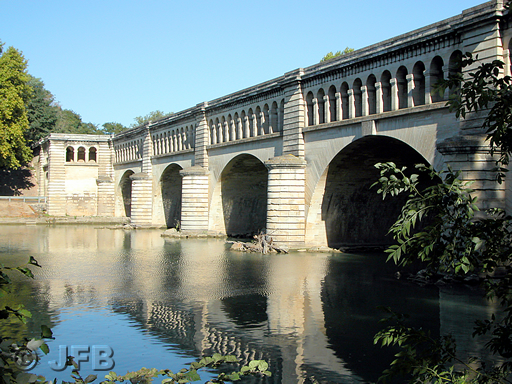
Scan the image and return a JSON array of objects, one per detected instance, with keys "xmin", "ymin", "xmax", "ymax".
[{"xmin": 0, "ymin": 226, "xmax": 494, "ymax": 383}]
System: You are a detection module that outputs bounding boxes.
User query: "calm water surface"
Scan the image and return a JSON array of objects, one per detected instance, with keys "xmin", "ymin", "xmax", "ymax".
[{"xmin": 0, "ymin": 225, "xmax": 493, "ymax": 383}]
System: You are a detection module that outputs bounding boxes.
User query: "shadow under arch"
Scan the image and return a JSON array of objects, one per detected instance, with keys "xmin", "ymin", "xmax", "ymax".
[
  {"xmin": 321, "ymin": 135, "xmax": 431, "ymax": 249},
  {"xmin": 119, "ymin": 170, "xmax": 134, "ymax": 217},
  {"xmin": 161, "ymin": 164, "xmax": 183, "ymax": 228},
  {"xmin": 220, "ymin": 154, "xmax": 267, "ymax": 237}
]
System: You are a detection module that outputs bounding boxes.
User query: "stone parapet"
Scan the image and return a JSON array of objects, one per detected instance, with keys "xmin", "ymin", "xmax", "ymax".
[{"xmin": 265, "ymin": 154, "xmax": 307, "ymax": 246}]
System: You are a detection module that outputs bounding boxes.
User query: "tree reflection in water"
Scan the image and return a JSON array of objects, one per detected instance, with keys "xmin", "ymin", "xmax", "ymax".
[{"xmin": 0, "ymin": 226, "xmax": 493, "ymax": 383}]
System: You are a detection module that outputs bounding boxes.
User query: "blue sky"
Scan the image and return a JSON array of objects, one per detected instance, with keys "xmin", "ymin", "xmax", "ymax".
[{"xmin": 2, "ymin": 0, "xmax": 483, "ymax": 128}]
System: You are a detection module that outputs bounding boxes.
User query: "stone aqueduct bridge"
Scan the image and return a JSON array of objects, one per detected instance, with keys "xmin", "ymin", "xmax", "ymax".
[{"xmin": 36, "ymin": 1, "xmax": 512, "ymax": 247}]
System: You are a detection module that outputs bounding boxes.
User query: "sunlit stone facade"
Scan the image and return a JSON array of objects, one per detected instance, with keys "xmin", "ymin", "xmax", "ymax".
[{"xmin": 35, "ymin": 1, "xmax": 512, "ymax": 247}]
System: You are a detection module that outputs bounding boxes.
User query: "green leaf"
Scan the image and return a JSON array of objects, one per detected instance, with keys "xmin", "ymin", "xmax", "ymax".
[
  {"xmin": 40, "ymin": 342, "xmax": 50, "ymax": 355},
  {"xmin": 84, "ymin": 374, "xmax": 97, "ymax": 383},
  {"xmin": 41, "ymin": 324, "xmax": 53, "ymax": 338}
]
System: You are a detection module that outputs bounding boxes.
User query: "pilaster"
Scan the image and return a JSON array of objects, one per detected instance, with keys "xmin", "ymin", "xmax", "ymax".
[
  {"xmin": 406, "ymin": 74, "xmax": 414, "ymax": 108},
  {"xmin": 361, "ymin": 86, "xmax": 369, "ymax": 116},
  {"xmin": 180, "ymin": 166, "xmax": 209, "ymax": 231},
  {"xmin": 323, "ymin": 95, "xmax": 330, "ymax": 123},
  {"xmin": 194, "ymin": 103, "xmax": 209, "ymax": 168},
  {"xmin": 348, "ymin": 89, "xmax": 355, "ymax": 119},
  {"xmin": 390, "ymin": 78, "xmax": 399, "ymax": 111},
  {"xmin": 424, "ymin": 70, "xmax": 432, "ymax": 105},
  {"xmin": 129, "ymin": 127, "xmax": 154, "ymax": 225},
  {"xmin": 335, "ymin": 92, "xmax": 341, "ymax": 121},
  {"xmin": 279, "ymin": 69, "xmax": 305, "ymax": 158},
  {"xmin": 265, "ymin": 154, "xmax": 307, "ymax": 246},
  {"xmin": 375, "ymin": 82, "xmax": 383, "ymax": 113},
  {"xmin": 47, "ymin": 140, "xmax": 66, "ymax": 216}
]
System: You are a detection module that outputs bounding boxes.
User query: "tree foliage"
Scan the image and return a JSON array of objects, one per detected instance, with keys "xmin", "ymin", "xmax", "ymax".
[
  {"xmin": 320, "ymin": 47, "xmax": 354, "ymax": 62},
  {"xmin": 25, "ymin": 76, "xmax": 58, "ymax": 145},
  {"xmin": 372, "ymin": 53, "xmax": 512, "ymax": 383},
  {"xmin": 101, "ymin": 122, "xmax": 127, "ymax": 135},
  {"xmin": 0, "ymin": 42, "xmax": 33, "ymax": 169},
  {"xmin": 130, "ymin": 110, "xmax": 173, "ymax": 128},
  {"xmin": 53, "ymin": 107, "xmax": 101, "ymax": 135}
]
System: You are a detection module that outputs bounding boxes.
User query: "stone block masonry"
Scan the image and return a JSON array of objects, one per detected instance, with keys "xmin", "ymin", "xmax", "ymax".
[{"xmin": 265, "ymin": 155, "xmax": 307, "ymax": 246}]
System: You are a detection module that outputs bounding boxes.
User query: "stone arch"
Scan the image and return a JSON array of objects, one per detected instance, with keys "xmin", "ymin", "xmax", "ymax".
[
  {"xmin": 77, "ymin": 146, "xmax": 86, "ymax": 162},
  {"xmin": 270, "ymin": 102, "xmax": 279, "ymax": 133},
  {"xmin": 234, "ymin": 112, "xmax": 241, "ymax": 139},
  {"xmin": 66, "ymin": 146, "xmax": 74, "ymax": 162},
  {"xmin": 317, "ymin": 88, "xmax": 326, "ymax": 124},
  {"xmin": 381, "ymin": 70, "xmax": 392, "ymax": 112},
  {"xmin": 340, "ymin": 82, "xmax": 349, "ymax": 119},
  {"xmin": 306, "ymin": 92, "xmax": 314, "ymax": 126},
  {"xmin": 448, "ymin": 50, "xmax": 463, "ymax": 96},
  {"xmin": 219, "ymin": 117, "xmax": 225, "ymax": 143},
  {"xmin": 219, "ymin": 154, "xmax": 268, "ymax": 237},
  {"xmin": 328, "ymin": 85, "xmax": 337, "ymax": 122},
  {"xmin": 241, "ymin": 110, "xmax": 249, "ymax": 138},
  {"xmin": 279, "ymin": 99, "xmax": 285, "ymax": 131},
  {"xmin": 215, "ymin": 117, "xmax": 221, "ymax": 144},
  {"xmin": 412, "ymin": 61, "xmax": 426, "ymax": 106},
  {"xmin": 318, "ymin": 136, "xmax": 431, "ymax": 248},
  {"xmin": 366, "ymin": 75, "xmax": 377, "ymax": 115},
  {"xmin": 160, "ymin": 164, "xmax": 183, "ymax": 228},
  {"xmin": 248, "ymin": 108, "xmax": 255, "ymax": 137},
  {"xmin": 119, "ymin": 170, "xmax": 134, "ymax": 217},
  {"xmin": 353, "ymin": 78, "xmax": 363, "ymax": 117},
  {"xmin": 255, "ymin": 106, "xmax": 263, "ymax": 135},
  {"xmin": 396, "ymin": 66, "xmax": 408, "ymax": 109},
  {"xmin": 88, "ymin": 147, "xmax": 97, "ymax": 162},
  {"xmin": 430, "ymin": 56, "xmax": 445, "ymax": 103},
  {"xmin": 209, "ymin": 120, "xmax": 215, "ymax": 144},
  {"xmin": 263, "ymin": 104, "xmax": 270, "ymax": 134},
  {"xmin": 226, "ymin": 115, "xmax": 232, "ymax": 141}
]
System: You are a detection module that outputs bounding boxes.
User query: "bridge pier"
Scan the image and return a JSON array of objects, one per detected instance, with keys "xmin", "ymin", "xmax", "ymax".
[
  {"xmin": 265, "ymin": 155, "xmax": 307, "ymax": 246},
  {"xmin": 180, "ymin": 166, "xmax": 209, "ymax": 231},
  {"xmin": 129, "ymin": 173, "xmax": 153, "ymax": 225}
]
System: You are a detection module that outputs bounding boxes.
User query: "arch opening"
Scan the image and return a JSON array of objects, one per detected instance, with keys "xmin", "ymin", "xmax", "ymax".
[
  {"xmin": 161, "ymin": 164, "xmax": 183, "ymax": 228},
  {"xmin": 120, "ymin": 170, "xmax": 134, "ymax": 217},
  {"xmin": 220, "ymin": 154, "xmax": 268, "ymax": 237},
  {"xmin": 321, "ymin": 136, "xmax": 432, "ymax": 249}
]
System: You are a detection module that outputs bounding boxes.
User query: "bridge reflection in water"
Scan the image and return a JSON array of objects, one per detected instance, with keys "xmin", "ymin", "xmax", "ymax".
[{"xmin": 0, "ymin": 226, "xmax": 493, "ymax": 383}]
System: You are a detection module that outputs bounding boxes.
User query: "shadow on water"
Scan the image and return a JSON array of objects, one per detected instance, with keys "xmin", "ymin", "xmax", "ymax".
[{"xmin": 321, "ymin": 253, "xmax": 440, "ymax": 382}]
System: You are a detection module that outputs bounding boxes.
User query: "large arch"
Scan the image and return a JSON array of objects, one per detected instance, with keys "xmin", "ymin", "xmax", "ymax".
[
  {"xmin": 218, "ymin": 154, "xmax": 268, "ymax": 237},
  {"xmin": 319, "ymin": 136, "xmax": 431, "ymax": 249},
  {"xmin": 119, "ymin": 170, "xmax": 134, "ymax": 217},
  {"xmin": 160, "ymin": 164, "xmax": 183, "ymax": 228}
]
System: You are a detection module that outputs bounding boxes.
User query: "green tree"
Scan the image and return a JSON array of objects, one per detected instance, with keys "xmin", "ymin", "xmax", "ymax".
[
  {"xmin": 372, "ymin": 54, "xmax": 512, "ymax": 383},
  {"xmin": 0, "ymin": 42, "xmax": 33, "ymax": 169},
  {"xmin": 320, "ymin": 47, "xmax": 355, "ymax": 62},
  {"xmin": 25, "ymin": 76, "xmax": 58, "ymax": 145},
  {"xmin": 102, "ymin": 122, "xmax": 127, "ymax": 135},
  {"xmin": 54, "ymin": 107, "xmax": 101, "ymax": 135},
  {"xmin": 130, "ymin": 110, "xmax": 173, "ymax": 128}
]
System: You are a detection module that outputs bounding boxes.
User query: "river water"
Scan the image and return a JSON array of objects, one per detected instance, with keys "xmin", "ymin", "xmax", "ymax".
[{"xmin": 0, "ymin": 225, "xmax": 494, "ymax": 383}]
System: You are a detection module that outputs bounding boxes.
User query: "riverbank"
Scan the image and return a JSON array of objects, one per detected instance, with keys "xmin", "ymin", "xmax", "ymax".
[{"xmin": 0, "ymin": 216, "xmax": 130, "ymax": 225}]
